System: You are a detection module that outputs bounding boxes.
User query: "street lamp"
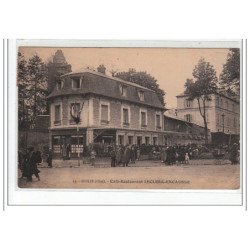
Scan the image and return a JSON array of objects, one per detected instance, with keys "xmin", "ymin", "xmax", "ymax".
[
  {"xmin": 70, "ymin": 102, "xmax": 84, "ymax": 167},
  {"xmin": 221, "ymin": 113, "xmax": 225, "ymax": 133}
]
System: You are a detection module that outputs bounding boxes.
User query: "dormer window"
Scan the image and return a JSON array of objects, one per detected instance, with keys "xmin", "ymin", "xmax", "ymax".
[
  {"xmin": 57, "ymin": 80, "xmax": 63, "ymax": 90},
  {"xmin": 72, "ymin": 78, "xmax": 81, "ymax": 89},
  {"xmin": 120, "ymin": 85, "xmax": 127, "ymax": 97},
  {"xmin": 138, "ymin": 91, "xmax": 145, "ymax": 101}
]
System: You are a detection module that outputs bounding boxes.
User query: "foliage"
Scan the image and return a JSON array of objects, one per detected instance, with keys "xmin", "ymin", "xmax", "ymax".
[
  {"xmin": 18, "ymin": 53, "xmax": 48, "ymax": 129},
  {"xmin": 18, "ymin": 52, "xmax": 29, "ymax": 129},
  {"xmin": 220, "ymin": 48, "xmax": 240, "ymax": 95},
  {"xmin": 114, "ymin": 68, "xmax": 166, "ymax": 106},
  {"xmin": 184, "ymin": 58, "xmax": 218, "ymax": 143}
]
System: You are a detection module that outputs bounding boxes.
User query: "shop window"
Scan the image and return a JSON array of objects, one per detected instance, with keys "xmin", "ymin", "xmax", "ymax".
[
  {"xmin": 128, "ymin": 136, "xmax": 134, "ymax": 145},
  {"xmin": 52, "ymin": 136, "xmax": 61, "ymax": 153},
  {"xmin": 137, "ymin": 136, "xmax": 142, "ymax": 146},
  {"xmin": 153, "ymin": 137, "xmax": 158, "ymax": 146},
  {"xmin": 118, "ymin": 135, "xmax": 124, "ymax": 145},
  {"xmin": 145, "ymin": 136, "xmax": 150, "ymax": 145}
]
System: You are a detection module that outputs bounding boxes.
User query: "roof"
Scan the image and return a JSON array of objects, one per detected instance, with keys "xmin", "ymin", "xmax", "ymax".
[
  {"xmin": 48, "ymin": 68, "xmax": 165, "ymax": 109},
  {"xmin": 176, "ymin": 89, "xmax": 239, "ymax": 103},
  {"xmin": 164, "ymin": 113, "xmax": 192, "ymax": 124},
  {"xmin": 33, "ymin": 115, "xmax": 50, "ymax": 131},
  {"xmin": 164, "ymin": 112, "xmax": 206, "ymax": 129}
]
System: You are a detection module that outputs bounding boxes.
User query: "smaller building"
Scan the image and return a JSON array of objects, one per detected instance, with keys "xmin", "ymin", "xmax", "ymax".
[{"xmin": 164, "ymin": 111, "xmax": 209, "ymax": 146}]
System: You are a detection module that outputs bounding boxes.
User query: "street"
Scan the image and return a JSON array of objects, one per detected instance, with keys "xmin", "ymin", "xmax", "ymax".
[{"xmin": 18, "ymin": 159, "xmax": 240, "ymax": 189}]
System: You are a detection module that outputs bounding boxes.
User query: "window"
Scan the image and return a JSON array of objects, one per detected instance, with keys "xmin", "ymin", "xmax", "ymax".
[
  {"xmin": 101, "ymin": 104, "xmax": 109, "ymax": 124},
  {"xmin": 118, "ymin": 135, "xmax": 124, "ymax": 145},
  {"xmin": 232, "ymin": 103, "xmax": 235, "ymax": 112},
  {"xmin": 145, "ymin": 136, "xmax": 150, "ymax": 145},
  {"xmin": 153, "ymin": 137, "xmax": 158, "ymax": 146},
  {"xmin": 234, "ymin": 118, "xmax": 237, "ymax": 127},
  {"xmin": 137, "ymin": 136, "xmax": 142, "ymax": 146},
  {"xmin": 72, "ymin": 78, "xmax": 81, "ymax": 89},
  {"xmin": 185, "ymin": 114, "xmax": 192, "ymax": 123},
  {"xmin": 123, "ymin": 108, "xmax": 129, "ymax": 125},
  {"xmin": 138, "ymin": 91, "xmax": 145, "ymax": 101},
  {"xmin": 156, "ymin": 114, "xmax": 161, "ymax": 128},
  {"xmin": 69, "ymin": 103, "xmax": 81, "ymax": 124},
  {"xmin": 128, "ymin": 136, "xmax": 133, "ymax": 145},
  {"xmin": 57, "ymin": 81, "xmax": 63, "ymax": 90},
  {"xmin": 120, "ymin": 85, "xmax": 127, "ymax": 97},
  {"xmin": 54, "ymin": 105, "xmax": 61, "ymax": 125},
  {"xmin": 186, "ymin": 99, "xmax": 192, "ymax": 107},
  {"xmin": 52, "ymin": 136, "xmax": 61, "ymax": 153},
  {"xmin": 141, "ymin": 111, "xmax": 147, "ymax": 127}
]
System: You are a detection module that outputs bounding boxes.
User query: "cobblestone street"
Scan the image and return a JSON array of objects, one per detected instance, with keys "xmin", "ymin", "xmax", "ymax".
[{"xmin": 18, "ymin": 159, "xmax": 240, "ymax": 189}]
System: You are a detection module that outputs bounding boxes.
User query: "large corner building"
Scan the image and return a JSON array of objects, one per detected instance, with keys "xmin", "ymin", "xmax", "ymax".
[{"xmin": 47, "ymin": 67, "xmax": 166, "ymax": 157}]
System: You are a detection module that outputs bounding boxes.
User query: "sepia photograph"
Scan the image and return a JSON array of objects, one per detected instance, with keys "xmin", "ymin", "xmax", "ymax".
[{"xmin": 17, "ymin": 42, "xmax": 241, "ymax": 190}]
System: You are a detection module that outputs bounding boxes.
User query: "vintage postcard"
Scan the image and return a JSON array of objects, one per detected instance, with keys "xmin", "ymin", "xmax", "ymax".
[{"xmin": 15, "ymin": 40, "xmax": 241, "ymax": 193}]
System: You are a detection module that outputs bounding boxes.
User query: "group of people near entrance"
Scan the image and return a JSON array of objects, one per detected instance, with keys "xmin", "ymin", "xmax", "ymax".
[
  {"xmin": 160, "ymin": 145, "xmax": 192, "ymax": 165},
  {"xmin": 109, "ymin": 145, "xmax": 140, "ymax": 167}
]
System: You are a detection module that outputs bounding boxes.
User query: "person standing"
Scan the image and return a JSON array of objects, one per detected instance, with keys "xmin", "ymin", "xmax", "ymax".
[
  {"xmin": 62, "ymin": 143, "xmax": 67, "ymax": 160},
  {"xmin": 116, "ymin": 146, "xmax": 123, "ymax": 166},
  {"xmin": 136, "ymin": 146, "xmax": 141, "ymax": 161},
  {"xmin": 130, "ymin": 145, "xmax": 136, "ymax": 164},
  {"xmin": 47, "ymin": 148, "xmax": 53, "ymax": 168},
  {"xmin": 26, "ymin": 147, "xmax": 40, "ymax": 182},
  {"xmin": 110, "ymin": 146, "xmax": 116, "ymax": 167},
  {"xmin": 229, "ymin": 143, "xmax": 239, "ymax": 165},
  {"xmin": 66, "ymin": 143, "xmax": 71, "ymax": 160},
  {"xmin": 90, "ymin": 148, "xmax": 97, "ymax": 166},
  {"xmin": 123, "ymin": 145, "xmax": 131, "ymax": 167}
]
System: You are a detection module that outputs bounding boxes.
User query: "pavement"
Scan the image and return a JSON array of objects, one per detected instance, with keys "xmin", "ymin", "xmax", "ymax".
[{"xmin": 18, "ymin": 158, "xmax": 240, "ymax": 189}]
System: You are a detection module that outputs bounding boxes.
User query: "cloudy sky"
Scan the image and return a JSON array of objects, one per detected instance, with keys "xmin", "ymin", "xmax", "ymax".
[{"xmin": 19, "ymin": 47, "xmax": 229, "ymax": 108}]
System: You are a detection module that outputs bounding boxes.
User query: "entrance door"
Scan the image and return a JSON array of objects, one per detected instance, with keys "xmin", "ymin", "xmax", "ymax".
[{"xmin": 137, "ymin": 136, "xmax": 142, "ymax": 146}]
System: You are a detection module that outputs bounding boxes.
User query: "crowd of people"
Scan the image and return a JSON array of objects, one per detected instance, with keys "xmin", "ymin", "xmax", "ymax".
[
  {"xmin": 18, "ymin": 142, "xmax": 240, "ymax": 180},
  {"xmin": 18, "ymin": 147, "xmax": 53, "ymax": 181}
]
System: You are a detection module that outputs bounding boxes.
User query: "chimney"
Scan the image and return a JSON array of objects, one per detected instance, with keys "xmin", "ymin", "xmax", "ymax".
[{"xmin": 97, "ymin": 64, "xmax": 106, "ymax": 75}]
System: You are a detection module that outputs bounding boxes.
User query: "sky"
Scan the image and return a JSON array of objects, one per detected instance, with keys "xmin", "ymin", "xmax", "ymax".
[{"xmin": 19, "ymin": 47, "xmax": 229, "ymax": 108}]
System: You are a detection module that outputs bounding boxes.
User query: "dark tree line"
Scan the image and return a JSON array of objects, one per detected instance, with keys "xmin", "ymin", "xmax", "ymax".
[{"xmin": 18, "ymin": 52, "xmax": 48, "ymax": 130}]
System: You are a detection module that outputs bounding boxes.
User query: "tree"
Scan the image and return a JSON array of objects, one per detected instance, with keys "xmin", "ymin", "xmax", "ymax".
[
  {"xmin": 25, "ymin": 54, "xmax": 48, "ymax": 127},
  {"xmin": 184, "ymin": 58, "xmax": 218, "ymax": 144},
  {"xmin": 220, "ymin": 48, "xmax": 240, "ymax": 95},
  {"xmin": 18, "ymin": 52, "xmax": 29, "ymax": 130},
  {"xmin": 114, "ymin": 68, "xmax": 166, "ymax": 106}
]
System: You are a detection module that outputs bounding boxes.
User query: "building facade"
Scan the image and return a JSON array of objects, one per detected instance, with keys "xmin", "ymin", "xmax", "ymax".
[
  {"xmin": 164, "ymin": 112, "xmax": 209, "ymax": 146},
  {"xmin": 176, "ymin": 90, "xmax": 240, "ymax": 138},
  {"xmin": 47, "ymin": 67, "xmax": 166, "ymax": 157}
]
